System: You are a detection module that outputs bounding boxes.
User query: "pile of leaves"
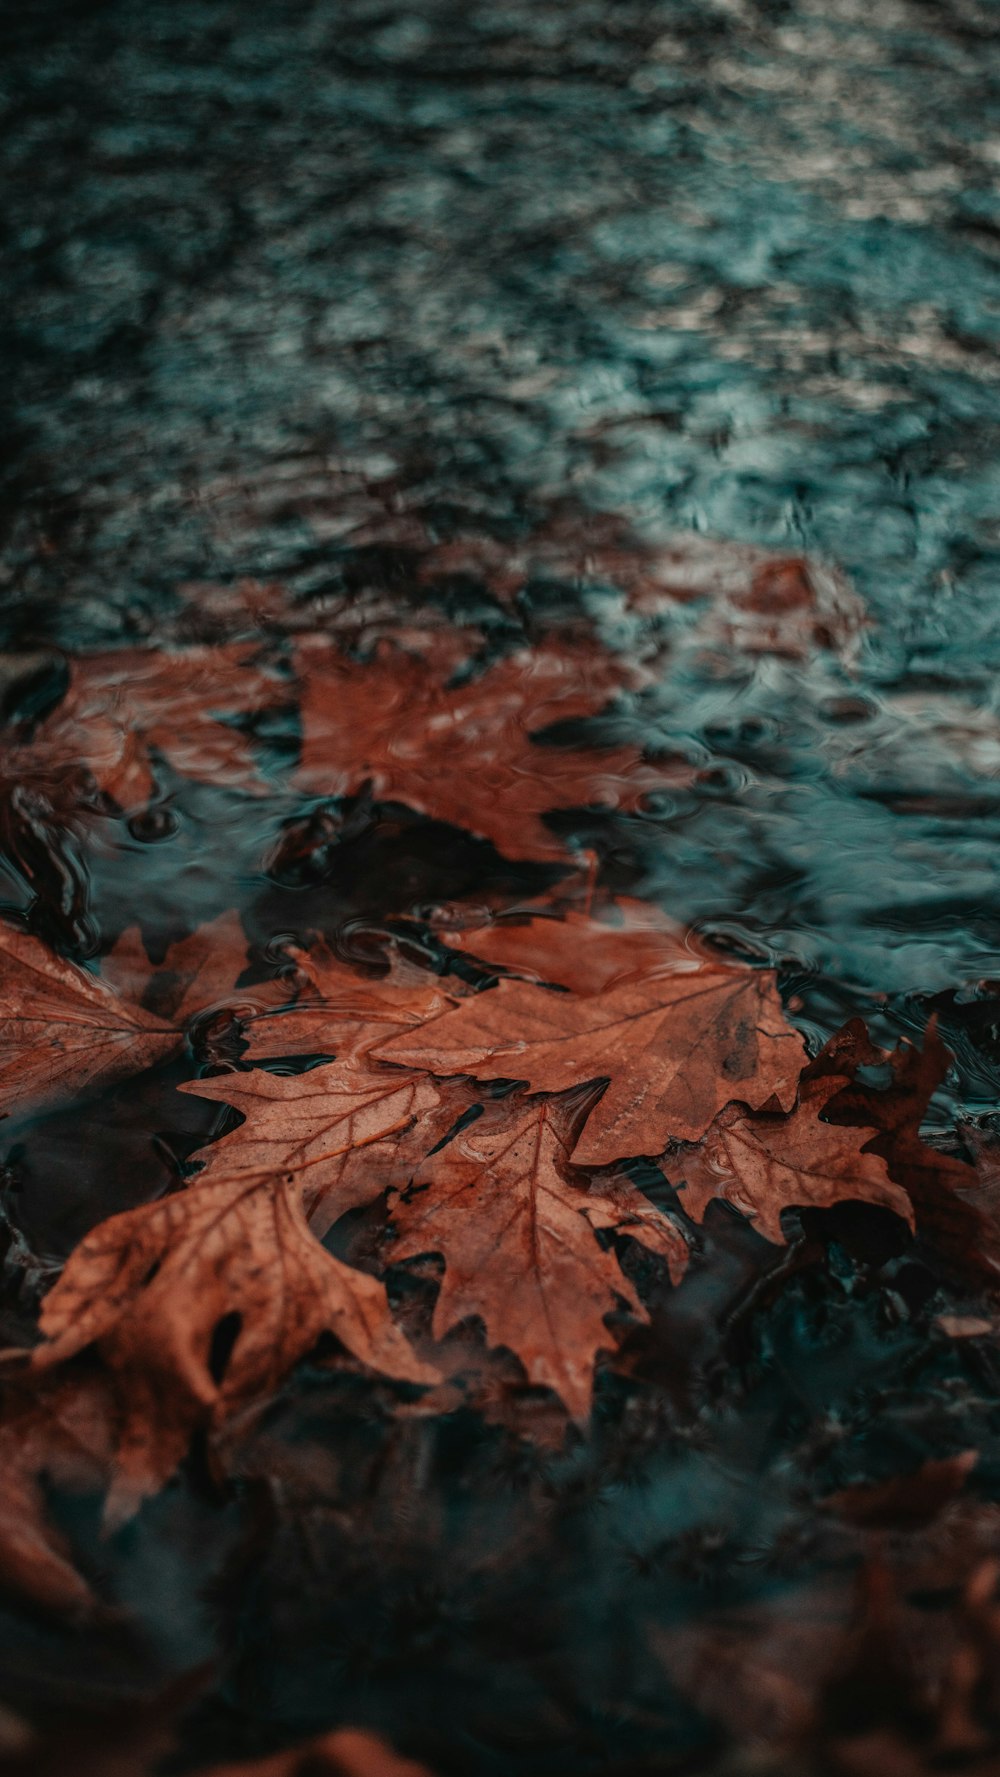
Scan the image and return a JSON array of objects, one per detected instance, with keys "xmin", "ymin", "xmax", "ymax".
[{"xmin": 2, "ymin": 549, "xmax": 1000, "ymax": 1776}]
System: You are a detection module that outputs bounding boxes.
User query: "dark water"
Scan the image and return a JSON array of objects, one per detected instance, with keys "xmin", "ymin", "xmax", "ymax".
[{"xmin": 2, "ymin": 1, "xmax": 1000, "ymax": 1771}]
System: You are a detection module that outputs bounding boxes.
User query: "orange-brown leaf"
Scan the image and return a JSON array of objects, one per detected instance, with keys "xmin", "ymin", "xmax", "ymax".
[
  {"xmin": 0, "ymin": 923, "xmax": 177, "ymax": 1117},
  {"xmin": 439, "ymin": 899, "xmax": 693, "ymax": 994},
  {"xmin": 669, "ymin": 1075, "xmax": 914, "ymax": 1243},
  {"xmin": 200, "ymin": 1725, "xmax": 437, "ymax": 1776},
  {"xmin": 294, "ymin": 636, "xmax": 677, "ymax": 863},
  {"xmin": 180, "ymin": 1053, "xmax": 456, "ymax": 1234},
  {"xmin": 375, "ymin": 931, "xmax": 806, "ymax": 1164},
  {"xmin": 33, "ymin": 1153, "xmax": 436, "ymax": 1517},
  {"xmin": 390, "ymin": 1090, "xmax": 677, "ymax": 1419},
  {"xmin": 31, "ymin": 644, "xmax": 287, "ymax": 807},
  {"xmin": 242, "ymin": 940, "xmax": 456, "ymax": 1065}
]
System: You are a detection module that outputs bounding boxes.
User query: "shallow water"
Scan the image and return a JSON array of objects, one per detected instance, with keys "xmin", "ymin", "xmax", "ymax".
[{"xmin": 2, "ymin": 1, "xmax": 1000, "ymax": 1772}]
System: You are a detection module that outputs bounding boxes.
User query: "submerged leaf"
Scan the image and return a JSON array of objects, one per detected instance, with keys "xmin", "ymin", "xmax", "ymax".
[{"xmin": 294, "ymin": 635, "xmax": 678, "ymax": 863}]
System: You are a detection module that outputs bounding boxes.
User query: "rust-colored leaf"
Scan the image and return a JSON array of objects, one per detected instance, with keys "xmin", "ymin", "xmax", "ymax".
[
  {"xmin": 29, "ymin": 644, "xmax": 287, "ymax": 807},
  {"xmin": 0, "ymin": 922, "xmax": 176, "ymax": 1117},
  {"xmin": 33, "ymin": 1066, "xmax": 439, "ymax": 1513},
  {"xmin": 439, "ymin": 898, "xmax": 693, "ymax": 993},
  {"xmin": 294, "ymin": 635, "xmax": 679, "ymax": 863},
  {"xmin": 242, "ymin": 939, "xmax": 456, "ymax": 1066},
  {"xmin": 375, "ymin": 924, "xmax": 806, "ymax": 1164},
  {"xmin": 104, "ymin": 910, "xmax": 288, "ymax": 1027},
  {"xmin": 180, "ymin": 1052, "xmax": 467, "ymax": 1237},
  {"xmin": 670, "ymin": 1075, "xmax": 913, "ymax": 1244},
  {"xmin": 390, "ymin": 1089, "xmax": 684, "ymax": 1419}
]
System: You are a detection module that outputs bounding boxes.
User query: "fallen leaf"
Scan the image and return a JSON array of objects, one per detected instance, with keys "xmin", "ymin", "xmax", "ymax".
[
  {"xmin": 0, "ymin": 922, "xmax": 177, "ymax": 1117},
  {"xmin": 439, "ymin": 898, "xmax": 693, "ymax": 993},
  {"xmin": 294, "ymin": 635, "xmax": 677, "ymax": 863},
  {"xmin": 812, "ymin": 1020, "xmax": 1000, "ymax": 1285},
  {"xmin": 180, "ymin": 1051, "xmax": 467, "ymax": 1238},
  {"xmin": 28, "ymin": 644, "xmax": 288, "ymax": 808},
  {"xmin": 242, "ymin": 939, "xmax": 457, "ymax": 1066},
  {"xmin": 32, "ymin": 1077, "xmax": 438, "ymax": 1513},
  {"xmin": 669, "ymin": 1074, "xmax": 913, "ymax": 1244},
  {"xmin": 390, "ymin": 1089, "xmax": 682, "ymax": 1419},
  {"xmin": 375, "ymin": 926, "xmax": 807, "ymax": 1164},
  {"xmin": 0, "ymin": 1372, "xmax": 114, "ymax": 1618}
]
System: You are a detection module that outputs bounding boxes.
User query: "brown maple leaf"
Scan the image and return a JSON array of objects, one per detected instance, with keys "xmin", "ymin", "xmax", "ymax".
[
  {"xmin": 26, "ymin": 643, "xmax": 288, "ymax": 808},
  {"xmin": 0, "ymin": 923, "xmax": 178, "ymax": 1118},
  {"xmin": 179, "ymin": 1051, "xmax": 467, "ymax": 1237},
  {"xmin": 32, "ymin": 1118, "xmax": 437, "ymax": 1516},
  {"xmin": 439, "ymin": 898, "xmax": 693, "ymax": 993},
  {"xmin": 242, "ymin": 939, "xmax": 457, "ymax": 1067},
  {"xmin": 390, "ymin": 1089, "xmax": 685, "ymax": 1419},
  {"xmin": 0, "ymin": 1371, "xmax": 115, "ymax": 1618},
  {"xmin": 375, "ymin": 920, "xmax": 807, "ymax": 1164},
  {"xmin": 294, "ymin": 635, "xmax": 679, "ymax": 863},
  {"xmin": 668, "ymin": 1074, "xmax": 914, "ymax": 1244}
]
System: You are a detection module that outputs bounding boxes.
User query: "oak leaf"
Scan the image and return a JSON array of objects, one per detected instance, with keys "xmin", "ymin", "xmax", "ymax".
[
  {"xmin": 390, "ymin": 1090, "xmax": 686, "ymax": 1418},
  {"xmin": 294, "ymin": 636, "xmax": 679, "ymax": 863},
  {"xmin": 32, "ymin": 1131, "xmax": 437, "ymax": 1517},
  {"xmin": 669, "ymin": 1074, "xmax": 913, "ymax": 1243},
  {"xmin": 0, "ymin": 922, "xmax": 177, "ymax": 1117},
  {"xmin": 375, "ymin": 922, "xmax": 807, "ymax": 1164},
  {"xmin": 28, "ymin": 644, "xmax": 287, "ymax": 808},
  {"xmin": 180, "ymin": 1052, "xmax": 467, "ymax": 1237}
]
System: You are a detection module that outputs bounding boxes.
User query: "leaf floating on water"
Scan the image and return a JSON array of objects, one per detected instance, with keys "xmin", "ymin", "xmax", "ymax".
[
  {"xmin": 200, "ymin": 1725, "xmax": 438, "ymax": 1776},
  {"xmin": 180, "ymin": 1053, "xmax": 468, "ymax": 1236},
  {"xmin": 33, "ymin": 1138, "xmax": 437, "ymax": 1516},
  {"xmin": 26, "ymin": 644, "xmax": 288, "ymax": 808},
  {"xmin": 376, "ymin": 918, "xmax": 807, "ymax": 1163},
  {"xmin": 0, "ymin": 1372, "xmax": 115, "ymax": 1619},
  {"xmin": 669, "ymin": 1074, "xmax": 913, "ymax": 1244},
  {"xmin": 438, "ymin": 897, "xmax": 694, "ymax": 993},
  {"xmin": 0, "ymin": 922, "xmax": 177, "ymax": 1117},
  {"xmin": 391, "ymin": 1088, "xmax": 681, "ymax": 1420}
]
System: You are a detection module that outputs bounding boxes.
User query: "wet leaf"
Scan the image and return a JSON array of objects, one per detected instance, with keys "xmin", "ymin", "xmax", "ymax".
[
  {"xmin": 375, "ymin": 919, "xmax": 807, "ymax": 1163},
  {"xmin": 32, "ymin": 1074, "xmax": 438, "ymax": 1514},
  {"xmin": 0, "ymin": 1371, "xmax": 114, "ymax": 1618},
  {"xmin": 200, "ymin": 1725, "xmax": 437, "ymax": 1776},
  {"xmin": 294, "ymin": 635, "xmax": 678, "ymax": 863},
  {"xmin": 181, "ymin": 1051, "xmax": 470, "ymax": 1237},
  {"xmin": 0, "ymin": 922, "xmax": 177, "ymax": 1117},
  {"xmin": 390, "ymin": 1089, "xmax": 683, "ymax": 1419},
  {"xmin": 28, "ymin": 644, "xmax": 288, "ymax": 807},
  {"xmin": 670, "ymin": 1074, "xmax": 914, "ymax": 1244}
]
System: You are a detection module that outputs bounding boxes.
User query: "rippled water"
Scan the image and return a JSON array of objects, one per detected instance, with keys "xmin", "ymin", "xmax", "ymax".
[{"xmin": 2, "ymin": 1, "xmax": 1000, "ymax": 1771}]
